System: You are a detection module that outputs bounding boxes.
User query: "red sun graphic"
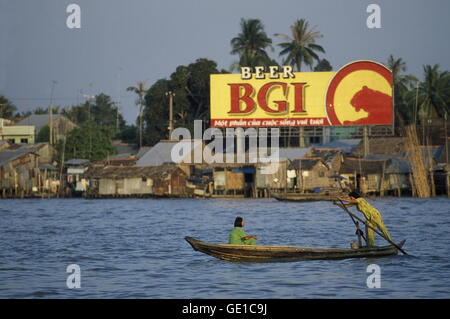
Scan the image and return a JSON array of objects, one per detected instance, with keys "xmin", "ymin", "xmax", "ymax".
[{"xmin": 325, "ymin": 61, "xmax": 393, "ymax": 126}]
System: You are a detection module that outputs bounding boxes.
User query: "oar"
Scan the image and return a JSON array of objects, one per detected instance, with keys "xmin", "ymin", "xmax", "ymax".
[
  {"xmin": 335, "ymin": 199, "xmax": 409, "ymax": 256},
  {"xmin": 333, "ymin": 200, "xmax": 367, "ymax": 244}
]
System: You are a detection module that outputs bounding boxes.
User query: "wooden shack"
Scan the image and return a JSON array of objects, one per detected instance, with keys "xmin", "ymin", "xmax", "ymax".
[
  {"xmin": 289, "ymin": 158, "xmax": 331, "ymax": 192},
  {"xmin": 383, "ymin": 158, "xmax": 412, "ymax": 196},
  {"xmin": 211, "ymin": 165, "xmax": 247, "ymax": 197},
  {"xmin": 306, "ymin": 148, "xmax": 344, "ymax": 175},
  {"xmin": 340, "ymin": 158, "xmax": 386, "ymax": 195},
  {"xmin": 85, "ymin": 164, "xmax": 187, "ymax": 198},
  {"xmin": 0, "ymin": 147, "xmax": 40, "ymax": 198}
]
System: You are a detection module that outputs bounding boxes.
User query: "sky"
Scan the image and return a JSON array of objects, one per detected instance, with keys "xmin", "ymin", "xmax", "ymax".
[{"xmin": 1, "ymin": 0, "xmax": 449, "ymax": 124}]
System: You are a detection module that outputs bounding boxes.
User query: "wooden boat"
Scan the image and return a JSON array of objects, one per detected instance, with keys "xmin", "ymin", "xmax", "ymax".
[
  {"xmin": 185, "ymin": 236, "xmax": 406, "ymax": 263},
  {"xmin": 271, "ymin": 192, "xmax": 341, "ymax": 202}
]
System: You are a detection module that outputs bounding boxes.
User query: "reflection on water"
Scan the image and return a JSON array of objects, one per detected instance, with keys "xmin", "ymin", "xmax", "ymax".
[{"xmin": 0, "ymin": 197, "xmax": 449, "ymax": 298}]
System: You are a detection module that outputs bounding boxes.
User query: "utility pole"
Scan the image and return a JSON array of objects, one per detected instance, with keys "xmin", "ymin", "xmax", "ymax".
[
  {"xmin": 83, "ymin": 94, "xmax": 95, "ymax": 158},
  {"xmin": 363, "ymin": 126, "xmax": 369, "ymax": 157},
  {"xmin": 116, "ymin": 67, "xmax": 122, "ymax": 133},
  {"xmin": 165, "ymin": 91, "xmax": 175, "ymax": 139},
  {"xmin": 49, "ymin": 80, "xmax": 57, "ymax": 146},
  {"xmin": 445, "ymin": 112, "xmax": 449, "ymax": 197}
]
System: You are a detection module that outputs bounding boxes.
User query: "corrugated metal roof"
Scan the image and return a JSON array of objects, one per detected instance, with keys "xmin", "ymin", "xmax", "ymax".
[
  {"xmin": 136, "ymin": 146, "xmax": 152, "ymax": 159},
  {"xmin": 65, "ymin": 158, "xmax": 89, "ymax": 166},
  {"xmin": 340, "ymin": 157, "xmax": 385, "ymax": 174},
  {"xmin": 0, "ymin": 148, "xmax": 36, "ymax": 166},
  {"xmin": 278, "ymin": 147, "xmax": 311, "ymax": 161},
  {"xmin": 385, "ymin": 159, "xmax": 411, "ymax": 174},
  {"xmin": 15, "ymin": 114, "xmax": 63, "ymax": 131},
  {"xmin": 136, "ymin": 140, "xmax": 202, "ymax": 167},
  {"xmin": 318, "ymin": 139, "xmax": 361, "ymax": 154}
]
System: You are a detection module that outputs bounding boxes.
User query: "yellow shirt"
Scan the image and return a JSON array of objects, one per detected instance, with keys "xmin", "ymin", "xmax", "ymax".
[{"xmin": 355, "ymin": 197, "xmax": 382, "ymax": 223}]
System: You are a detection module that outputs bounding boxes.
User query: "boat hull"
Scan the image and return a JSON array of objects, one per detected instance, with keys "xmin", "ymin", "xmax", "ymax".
[
  {"xmin": 271, "ymin": 192, "xmax": 342, "ymax": 202},
  {"xmin": 185, "ymin": 237, "xmax": 405, "ymax": 263}
]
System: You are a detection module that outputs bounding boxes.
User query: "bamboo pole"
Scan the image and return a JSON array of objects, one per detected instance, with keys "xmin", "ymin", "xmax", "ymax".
[
  {"xmin": 405, "ymin": 125, "xmax": 430, "ymax": 198},
  {"xmin": 335, "ymin": 201, "xmax": 409, "ymax": 255}
]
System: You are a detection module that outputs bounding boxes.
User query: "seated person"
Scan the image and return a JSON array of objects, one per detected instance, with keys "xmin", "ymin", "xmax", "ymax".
[{"xmin": 229, "ymin": 217, "xmax": 257, "ymax": 245}]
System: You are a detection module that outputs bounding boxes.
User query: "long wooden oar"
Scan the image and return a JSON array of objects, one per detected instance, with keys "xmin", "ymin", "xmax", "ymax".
[
  {"xmin": 335, "ymin": 199, "xmax": 409, "ymax": 256},
  {"xmin": 334, "ymin": 200, "xmax": 367, "ymax": 244}
]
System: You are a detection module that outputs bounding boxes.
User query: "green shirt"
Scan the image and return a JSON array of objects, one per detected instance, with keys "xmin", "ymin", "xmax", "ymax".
[{"xmin": 229, "ymin": 227, "xmax": 256, "ymax": 245}]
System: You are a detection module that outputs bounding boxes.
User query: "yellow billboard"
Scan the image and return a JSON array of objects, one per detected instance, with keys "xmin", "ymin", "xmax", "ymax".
[{"xmin": 210, "ymin": 61, "xmax": 393, "ymax": 127}]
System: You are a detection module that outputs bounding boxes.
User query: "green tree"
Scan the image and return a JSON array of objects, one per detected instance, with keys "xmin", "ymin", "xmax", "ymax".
[
  {"xmin": 313, "ymin": 58, "xmax": 332, "ymax": 71},
  {"xmin": 127, "ymin": 81, "xmax": 148, "ymax": 147},
  {"xmin": 36, "ymin": 125, "xmax": 50, "ymax": 143},
  {"xmin": 230, "ymin": 18, "xmax": 274, "ymax": 70},
  {"xmin": 386, "ymin": 55, "xmax": 419, "ymax": 127},
  {"xmin": 418, "ymin": 64, "xmax": 450, "ymax": 120},
  {"xmin": 141, "ymin": 58, "xmax": 224, "ymax": 146},
  {"xmin": 142, "ymin": 79, "xmax": 171, "ymax": 146},
  {"xmin": 63, "ymin": 93, "xmax": 125, "ymax": 130},
  {"xmin": 116, "ymin": 125, "xmax": 138, "ymax": 144},
  {"xmin": 56, "ymin": 122, "xmax": 116, "ymax": 162},
  {"xmin": 276, "ymin": 19, "xmax": 325, "ymax": 71},
  {"xmin": 0, "ymin": 95, "xmax": 17, "ymax": 119}
]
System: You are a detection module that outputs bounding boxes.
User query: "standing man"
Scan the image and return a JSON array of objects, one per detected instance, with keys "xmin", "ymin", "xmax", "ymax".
[
  {"xmin": 229, "ymin": 217, "xmax": 257, "ymax": 245},
  {"xmin": 337, "ymin": 191, "xmax": 392, "ymax": 247}
]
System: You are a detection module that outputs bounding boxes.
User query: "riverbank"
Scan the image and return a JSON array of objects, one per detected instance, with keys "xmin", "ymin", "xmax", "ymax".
[{"xmin": 1, "ymin": 197, "xmax": 449, "ymax": 298}]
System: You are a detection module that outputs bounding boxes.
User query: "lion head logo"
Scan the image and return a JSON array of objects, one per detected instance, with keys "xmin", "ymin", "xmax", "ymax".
[{"xmin": 343, "ymin": 86, "xmax": 392, "ymax": 125}]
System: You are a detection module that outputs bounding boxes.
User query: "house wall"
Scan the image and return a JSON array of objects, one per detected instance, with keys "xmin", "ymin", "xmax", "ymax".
[
  {"xmin": 213, "ymin": 170, "xmax": 226, "ymax": 190},
  {"xmin": 226, "ymin": 170, "xmax": 244, "ymax": 190},
  {"xmin": 0, "ymin": 153, "xmax": 40, "ymax": 194},
  {"xmin": 256, "ymin": 162, "xmax": 287, "ymax": 189},
  {"xmin": 151, "ymin": 168, "xmax": 187, "ymax": 196},
  {"xmin": 299, "ymin": 164, "xmax": 330, "ymax": 190},
  {"xmin": 0, "ymin": 126, "xmax": 35, "ymax": 144},
  {"xmin": 170, "ymin": 170, "xmax": 187, "ymax": 195},
  {"xmin": 385, "ymin": 174, "xmax": 410, "ymax": 190},
  {"xmin": 99, "ymin": 179, "xmax": 116, "ymax": 195}
]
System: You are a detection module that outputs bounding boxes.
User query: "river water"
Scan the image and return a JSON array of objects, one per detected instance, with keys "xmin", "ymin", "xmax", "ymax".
[{"xmin": 0, "ymin": 197, "xmax": 449, "ymax": 298}]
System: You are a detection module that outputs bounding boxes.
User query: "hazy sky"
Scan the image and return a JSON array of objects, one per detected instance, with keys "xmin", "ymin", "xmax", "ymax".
[{"xmin": 1, "ymin": 0, "xmax": 449, "ymax": 123}]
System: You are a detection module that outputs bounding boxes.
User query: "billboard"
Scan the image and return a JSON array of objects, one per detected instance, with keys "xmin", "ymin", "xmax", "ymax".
[{"xmin": 210, "ymin": 60, "xmax": 393, "ymax": 127}]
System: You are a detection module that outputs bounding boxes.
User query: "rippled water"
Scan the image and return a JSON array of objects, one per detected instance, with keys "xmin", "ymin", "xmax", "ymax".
[{"xmin": 0, "ymin": 197, "xmax": 449, "ymax": 298}]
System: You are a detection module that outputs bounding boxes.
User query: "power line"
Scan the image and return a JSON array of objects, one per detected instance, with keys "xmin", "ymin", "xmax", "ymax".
[{"xmin": 8, "ymin": 95, "xmax": 135, "ymax": 101}]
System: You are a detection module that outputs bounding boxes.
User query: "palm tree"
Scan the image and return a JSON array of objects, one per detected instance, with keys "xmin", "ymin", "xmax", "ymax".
[
  {"xmin": 0, "ymin": 95, "xmax": 17, "ymax": 119},
  {"xmin": 275, "ymin": 19, "xmax": 325, "ymax": 72},
  {"xmin": 387, "ymin": 55, "xmax": 406, "ymax": 85},
  {"xmin": 386, "ymin": 55, "xmax": 418, "ymax": 90},
  {"xmin": 127, "ymin": 81, "xmax": 148, "ymax": 147},
  {"xmin": 386, "ymin": 55, "xmax": 419, "ymax": 126},
  {"xmin": 418, "ymin": 64, "xmax": 450, "ymax": 120},
  {"xmin": 231, "ymin": 18, "xmax": 273, "ymax": 69},
  {"xmin": 313, "ymin": 58, "xmax": 332, "ymax": 71}
]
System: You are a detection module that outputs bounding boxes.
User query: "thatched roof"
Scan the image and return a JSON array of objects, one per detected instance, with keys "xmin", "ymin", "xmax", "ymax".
[
  {"xmin": 352, "ymin": 137, "xmax": 406, "ymax": 157},
  {"xmin": 85, "ymin": 163, "xmax": 184, "ymax": 180},
  {"xmin": 0, "ymin": 148, "xmax": 38, "ymax": 166},
  {"xmin": 307, "ymin": 148, "xmax": 342, "ymax": 168},
  {"xmin": 340, "ymin": 158, "xmax": 385, "ymax": 175},
  {"xmin": 288, "ymin": 158, "xmax": 323, "ymax": 170}
]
